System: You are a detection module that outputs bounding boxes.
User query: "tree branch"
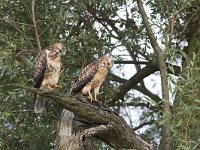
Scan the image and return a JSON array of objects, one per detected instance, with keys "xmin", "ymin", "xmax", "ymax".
[
  {"xmin": 82, "ymin": 122, "xmax": 114, "ymax": 139},
  {"xmin": 107, "ymin": 61, "xmax": 158, "ymax": 105},
  {"xmin": 15, "ymin": 84, "xmax": 153, "ymax": 150},
  {"xmin": 112, "ymin": 101, "xmax": 159, "ymax": 112},
  {"xmin": 133, "ymin": 120, "xmax": 155, "ymax": 131},
  {"xmin": 137, "ymin": 0, "xmax": 170, "ymax": 149},
  {"xmin": 114, "ymin": 60, "xmax": 148, "ymax": 64},
  {"xmin": 109, "ymin": 62, "xmax": 180, "ymax": 106},
  {"xmin": 32, "ymin": 0, "xmax": 41, "ymax": 52},
  {"xmin": 0, "ymin": 11, "xmax": 35, "ymax": 50},
  {"xmin": 15, "ymin": 52, "xmax": 34, "ymax": 73}
]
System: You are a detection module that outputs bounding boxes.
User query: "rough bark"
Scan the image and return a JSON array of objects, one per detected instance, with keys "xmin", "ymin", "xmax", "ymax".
[
  {"xmin": 17, "ymin": 85, "xmax": 153, "ymax": 150},
  {"xmin": 56, "ymin": 109, "xmax": 98, "ymax": 150},
  {"xmin": 56, "ymin": 109, "xmax": 78, "ymax": 150}
]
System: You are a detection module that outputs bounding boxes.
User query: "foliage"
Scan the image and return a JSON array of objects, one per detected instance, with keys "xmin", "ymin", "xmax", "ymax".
[{"xmin": 0, "ymin": 0, "xmax": 200, "ymax": 149}]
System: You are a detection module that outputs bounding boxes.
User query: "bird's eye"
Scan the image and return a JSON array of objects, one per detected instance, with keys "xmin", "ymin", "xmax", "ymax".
[{"xmin": 108, "ymin": 63, "xmax": 110, "ymax": 65}]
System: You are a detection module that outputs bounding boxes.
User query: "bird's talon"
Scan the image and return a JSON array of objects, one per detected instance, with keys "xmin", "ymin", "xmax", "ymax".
[
  {"xmin": 54, "ymin": 84, "xmax": 60, "ymax": 88},
  {"xmin": 90, "ymin": 98, "xmax": 93, "ymax": 102},
  {"xmin": 47, "ymin": 85, "xmax": 53, "ymax": 90},
  {"xmin": 94, "ymin": 99, "xmax": 102, "ymax": 104}
]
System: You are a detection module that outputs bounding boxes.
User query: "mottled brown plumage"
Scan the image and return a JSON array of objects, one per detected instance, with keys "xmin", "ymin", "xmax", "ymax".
[
  {"xmin": 34, "ymin": 43, "xmax": 66, "ymax": 113},
  {"xmin": 70, "ymin": 54, "xmax": 113, "ymax": 102}
]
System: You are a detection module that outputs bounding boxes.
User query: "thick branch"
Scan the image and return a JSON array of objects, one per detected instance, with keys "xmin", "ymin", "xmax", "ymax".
[
  {"xmin": 107, "ymin": 61, "xmax": 158, "ymax": 105},
  {"xmin": 16, "ymin": 84, "xmax": 153, "ymax": 150},
  {"xmin": 82, "ymin": 122, "xmax": 114, "ymax": 139},
  {"xmin": 109, "ymin": 61, "xmax": 180, "ymax": 105},
  {"xmin": 15, "ymin": 53, "xmax": 34, "ymax": 72},
  {"xmin": 32, "ymin": 0, "xmax": 41, "ymax": 52}
]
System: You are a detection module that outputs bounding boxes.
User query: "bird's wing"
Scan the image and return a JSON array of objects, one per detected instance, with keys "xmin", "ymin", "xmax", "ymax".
[
  {"xmin": 33, "ymin": 50, "xmax": 47, "ymax": 88},
  {"xmin": 70, "ymin": 59, "xmax": 100, "ymax": 94}
]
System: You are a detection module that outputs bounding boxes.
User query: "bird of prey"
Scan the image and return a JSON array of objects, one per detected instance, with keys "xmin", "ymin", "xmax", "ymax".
[
  {"xmin": 33, "ymin": 43, "xmax": 66, "ymax": 113},
  {"xmin": 70, "ymin": 54, "xmax": 113, "ymax": 102}
]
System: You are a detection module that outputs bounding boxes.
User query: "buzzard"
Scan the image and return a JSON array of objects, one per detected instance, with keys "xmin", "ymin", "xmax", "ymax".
[
  {"xmin": 33, "ymin": 43, "xmax": 66, "ymax": 113},
  {"xmin": 70, "ymin": 54, "xmax": 113, "ymax": 102}
]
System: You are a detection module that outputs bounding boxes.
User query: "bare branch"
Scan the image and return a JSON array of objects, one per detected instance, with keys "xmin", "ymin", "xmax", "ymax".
[
  {"xmin": 133, "ymin": 120, "xmax": 155, "ymax": 131},
  {"xmin": 178, "ymin": 9, "xmax": 199, "ymax": 36},
  {"xmin": 15, "ymin": 53, "xmax": 34, "ymax": 72},
  {"xmin": 31, "ymin": 0, "xmax": 41, "ymax": 52},
  {"xmin": 107, "ymin": 62, "xmax": 158, "ymax": 105},
  {"xmin": 109, "ymin": 73, "xmax": 127, "ymax": 83},
  {"xmin": 0, "ymin": 11, "xmax": 34, "ymax": 50},
  {"xmin": 175, "ymin": 0, "xmax": 196, "ymax": 15},
  {"xmin": 134, "ymin": 86, "xmax": 162, "ymax": 104},
  {"xmin": 112, "ymin": 101, "xmax": 160, "ymax": 112},
  {"xmin": 109, "ymin": 73, "xmax": 162, "ymax": 109},
  {"xmin": 114, "ymin": 60, "xmax": 148, "ymax": 64},
  {"xmin": 137, "ymin": 0, "xmax": 170, "ymax": 149}
]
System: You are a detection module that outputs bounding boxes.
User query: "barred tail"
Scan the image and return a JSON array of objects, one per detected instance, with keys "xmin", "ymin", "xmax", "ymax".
[{"xmin": 34, "ymin": 94, "xmax": 46, "ymax": 113}]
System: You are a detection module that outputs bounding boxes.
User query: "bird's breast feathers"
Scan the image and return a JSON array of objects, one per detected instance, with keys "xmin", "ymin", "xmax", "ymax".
[
  {"xmin": 41, "ymin": 50, "xmax": 61, "ymax": 88},
  {"xmin": 91, "ymin": 66, "xmax": 108, "ymax": 88}
]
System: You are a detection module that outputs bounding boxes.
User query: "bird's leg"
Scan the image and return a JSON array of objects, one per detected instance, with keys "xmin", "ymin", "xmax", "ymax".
[
  {"xmin": 54, "ymin": 84, "xmax": 60, "ymax": 88},
  {"xmin": 88, "ymin": 91, "xmax": 94, "ymax": 102},
  {"xmin": 94, "ymin": 86, "xmax": 100, "ymax": 101},
  {"xmin": 82, "ymin": 82, "xmax": 94, "ymax": 102},
  {"xmin": 47, "ymin": 84, "xmax": 53, "ymax": 90}
]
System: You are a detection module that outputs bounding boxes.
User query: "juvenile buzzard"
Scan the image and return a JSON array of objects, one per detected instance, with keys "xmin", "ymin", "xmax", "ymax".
[
  {"xmin": 34, "ymin": 43, "xmax": 66, "ymax": 113},
  {"xmin": 70, "ymin": 54, "xmax": 113, "ymax": 102}
]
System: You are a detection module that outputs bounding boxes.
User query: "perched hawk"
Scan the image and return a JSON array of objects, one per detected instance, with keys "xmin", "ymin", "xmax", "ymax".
[
  {"xmin": 70, "ymin": 54, "xmax": 113, "ymax": 102},
  {"xmin": 33, "ymin": 43, "xmax": 66, "ymax": 113}
]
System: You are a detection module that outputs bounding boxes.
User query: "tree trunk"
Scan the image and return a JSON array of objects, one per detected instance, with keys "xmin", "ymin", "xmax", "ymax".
[
  {"xmin": 172, "ymin": 15, "xmax": 200, "ymax": 149},
  {"xmin": 56, "ymin": 109, "xmax": 98, "ymax": 150},
  {"xmin": 56, "ymin": 109, "xmax": 79, "ymax": 150}
]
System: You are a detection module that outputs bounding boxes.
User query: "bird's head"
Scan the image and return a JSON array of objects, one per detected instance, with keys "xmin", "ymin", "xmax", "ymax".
[
  {"xmin": 54, "ymin": 43, "xmax": 66, "ymax": 55},
  {"xmin": 101, "ymin": 54, "xmax": 114, "ymax": 70}
]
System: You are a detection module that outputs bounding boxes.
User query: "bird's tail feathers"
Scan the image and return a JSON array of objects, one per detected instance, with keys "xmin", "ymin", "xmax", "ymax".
[{"xmin": 34, "ymin": 94, "xmax": 46, "ymax": 113}]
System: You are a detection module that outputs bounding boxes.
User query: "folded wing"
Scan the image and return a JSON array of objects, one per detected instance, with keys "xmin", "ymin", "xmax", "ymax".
[{"xmin": 70, "ymin": 59, "xmax": 100, "ymax": 94}]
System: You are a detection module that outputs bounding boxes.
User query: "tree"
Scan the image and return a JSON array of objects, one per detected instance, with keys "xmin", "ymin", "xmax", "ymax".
[{"xmin": 0, "ymin": 0, "xmax": 199, "ymax": 149}]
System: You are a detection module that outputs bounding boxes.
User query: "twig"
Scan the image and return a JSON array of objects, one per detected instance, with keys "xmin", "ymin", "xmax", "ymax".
[
  {"xmin": 112, "ymin": 101, "xmax": 160, "ymax": 112},
  {"xmin": 168, "ymin": 9, "xmax": 177, "ymax": 47},
  {"xmin": 31, "ymin": 0, "xmax": 42, "ymax": 52},
  {"xmin": 133, "ymin": 120, "xmax": 155, "ymax": 131},
  {"xmin": 178, "ymin": 9, "xmax": 199, "ymax": 36},
  {"xmin": 175, "ymin": 0, "xmax": 196, "ymax": 15},
  {"xmin": 0, "ymin": 11, "xmax": 34, "ymax": 50},
  {"xmin": 114, "ymin": 60, "xmax": 148, "ymax": 64}
]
